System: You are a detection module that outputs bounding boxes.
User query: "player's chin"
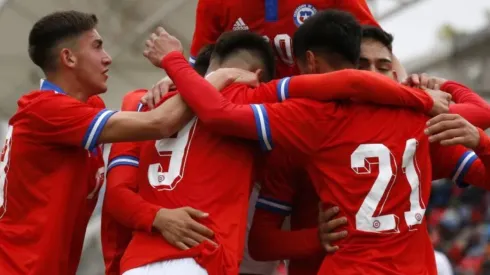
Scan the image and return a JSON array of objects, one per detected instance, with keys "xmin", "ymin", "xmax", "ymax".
[{"xmin": 96, "ymin": 82, "xmax": 108, "ymax": 94}]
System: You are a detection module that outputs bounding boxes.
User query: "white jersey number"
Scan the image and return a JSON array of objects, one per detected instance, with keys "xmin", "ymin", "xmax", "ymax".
[
  {"xmin": 351, "ymin": 139, "xmax": 425, "ymax": 233},
  {"xmin": 148, "ymin": 118, "xmax": 196, "ymax": 191},
  {"xmin": 263, "ymin": 34, "xmax": 294, "ymax": 65},
  {"xmin": 0, "ymin": 126, "xmax": 13, "ymax": 219}
]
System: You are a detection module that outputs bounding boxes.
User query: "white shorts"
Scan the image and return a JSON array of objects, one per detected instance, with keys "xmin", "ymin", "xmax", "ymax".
[{"xmin": 123, "ymin": 258, "xmax": 208, "ymax": 275}]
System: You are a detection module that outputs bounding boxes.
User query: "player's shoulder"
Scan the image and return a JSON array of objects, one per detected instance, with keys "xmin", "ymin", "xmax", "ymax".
[{"xmin": 121, "ymin": 89, "xmax": 148, "ymax": 111}]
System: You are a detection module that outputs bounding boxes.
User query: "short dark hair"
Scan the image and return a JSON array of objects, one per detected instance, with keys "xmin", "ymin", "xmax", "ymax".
[
  {"xmin": 293, "ymin": 10, "xmax": 362, "ymax": 66},
  {"xmin": 212, "ymin": 30, "xmax": 275, "ymax": 81},
  {"xmin": 362, "ymin": 25, "xmax": 394, "ymax": 52},
  {"xmin": 28, "ymin": 11, "xmax": 98, "ymax": 72},
  {"xmin": 194, "ymin": 44, "xmax": 215, "ymax": 76}
]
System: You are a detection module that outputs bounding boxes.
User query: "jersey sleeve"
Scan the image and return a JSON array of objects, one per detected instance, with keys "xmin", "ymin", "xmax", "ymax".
[
  {"xmin": 337, "ymin": 0, "xmax": 380, "ymax": 27},
  {"xmin": 189, "ymin": 0, "xmax": 224, "ymax": 64},
  {"xmin": 256, "ymin": 152, "xmax": 296, "ymax": 215},
  {"xmin": 163, "ymin": 51, "xmax": 330, "ymax": 154},
  {"xmin": 443, "ymin": 81, "xmax": 490, "ymax": 129},
  {"xmin": 281, "ymin": 70, "xmax": 433, "ymax": 113},
  {"xmin": 430, "ymin": 128, "xmax": 490, "ymax": 190},
  {"xmin": 27, "ymin": 92, "xmax": 117, "ymax": 152}
]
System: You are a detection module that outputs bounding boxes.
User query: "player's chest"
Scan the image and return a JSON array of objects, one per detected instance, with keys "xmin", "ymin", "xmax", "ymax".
[{"xmin": 223, "ymin": 1, "xmax": 335, "ymax": 34}]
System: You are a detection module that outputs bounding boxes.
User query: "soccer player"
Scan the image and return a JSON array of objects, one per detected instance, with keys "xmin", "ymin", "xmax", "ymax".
[
  {"xmin": 251, "ymin": 25, "xmax": 490, "ymax": 275},
  {"xmin": 0, "ymin": 11, "xmax": 250, "ymax": 275},
  {"xmin": 152, "ymin": 10, "xmax": 490, "ymax": 275},
  {"xmin": 100, "ymin": 45, "xmax": 230, "ymax": 275},
  {"xmin": 108, "ymin": 28, "xmax": 438, "ymax": 275}
]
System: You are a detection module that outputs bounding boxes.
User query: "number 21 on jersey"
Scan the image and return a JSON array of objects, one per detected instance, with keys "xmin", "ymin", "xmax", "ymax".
[
  {"xmin": 0, "ymin": 125, "xmax": 13, "ymax": 219},
  {"xmin": 148, "ymin": 118, "xmax": 197, "ymax": 191},
  {"xmin": 351, "ymin": 138, "xmax": 425, "ymax": 233}
]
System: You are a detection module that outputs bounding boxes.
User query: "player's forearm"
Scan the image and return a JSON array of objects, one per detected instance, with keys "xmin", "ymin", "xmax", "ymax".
[
  {"xmin": 249, "ymin": 211, "xmax": 323, "ymax": 260},
  {"xmin": 105, "ymin": 167, "xmax": 161, "ymax": 232},
  {"xmin": 461, "ymin": 129, "xmax": 490, "ymax": 190},
  {"xmin": 163, "ymin": 51, "xmax": 260, "ymax": 139},
  {"xmin": 285, "ymin": 70, "xmax": 432, "ymax": 112},
  {"xmin": 99, "ymin": 96, "xmax": 193, "ymax": 144},
  {"xmin": 443, "ymin": 81, "xmax": 490, "ymax": 129}
]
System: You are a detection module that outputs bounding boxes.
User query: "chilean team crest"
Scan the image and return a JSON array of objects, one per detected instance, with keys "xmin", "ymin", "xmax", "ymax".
[{"xmin": 293, "ymin": 4, "xmax": 317, "ymax": 27}]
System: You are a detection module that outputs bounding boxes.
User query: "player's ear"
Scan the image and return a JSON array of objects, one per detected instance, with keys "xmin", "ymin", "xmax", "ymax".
[
  {"xmin": 254, "ymin": 69, "xmax": 263, "ymax": 82},
  {"xmin": 305, "ymin": 50, "xmax": 316, "ymax": 74},
  {"xmin": 60, "ymin": 48, "xmax": 77, "ymax": 69},
  {"xmin": 392, "ymin": 70, "xmax": 399, "ymax": 82}
]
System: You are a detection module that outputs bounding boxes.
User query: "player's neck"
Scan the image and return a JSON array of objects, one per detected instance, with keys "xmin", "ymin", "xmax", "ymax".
[{"xmin": 45, "ymin": 73, "xmax": 90, "ymax": 102}]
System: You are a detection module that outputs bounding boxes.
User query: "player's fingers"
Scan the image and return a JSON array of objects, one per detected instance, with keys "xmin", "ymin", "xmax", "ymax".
[
  {"xmin": 156, "ymin": 26, "xmax": 167, "ymax": 36},
  {"xmin": 181, "ymin": 237, "xmax": 200, "ymax": 248},
  {"xmin": 186, "ymin": 230, "xmax": 218, "ymax": 247},
  {"xmin": 145, "ymin": 39, "xmax": 153, "ymax": 48},
  {"xmin": 188, "ymin": 221, "xmax": 214, "ymax": 238},
  {"xmin": 426, "ymin": 113, "xmax": 458, "ymax": 126},
  {"xmin": 185, "ymin": 207, "xmax": 210, "ymax": 219},
  {"xmin": 428, "ymin": 129, "xmax": 464, "ymax": 143},
  {"xmin": 324, "ymin": 217, "xmax": 348, "ymax": 233},
  {"xmin": 426, "ymin": 118, "xmax": 462, "ymax": 135},
  {"xmin": 150, "ymin": 33, "xmax": 158, "ymax": 42},
  {"xmin": 324, "ymin": 245, "xmax": 339, "ymax": 253},
  {"xmin": 440, "ymin": 137, "xmax": 466, "ymax": 147},
  {"xmin": 145, "ymin": 90, "xmax": 155, "ymax": 109},
  {"xmin": 407, "ymin": 74, "xmax": 419, "ymax": 86},
  {"xmin": 319, "ymin": 206, "xmax": 339, "ymax": 223},
  {"xmin": 175, "ymin": 241, "xmax": 190, "ymax": 250},
  {"xmin": 153, "ymin": 84, "xmax": 165, "ymax": 106},
  {"xmin": 420, "ymin": 73, "xmax": 429, "ymax": 88},
  {"xmin": 321, "ymin": 230, "xmax": 348, "ymax": 243},
  {"xmin": 142, "ymin": 50, "xmax": 150, "ymax": 58}
]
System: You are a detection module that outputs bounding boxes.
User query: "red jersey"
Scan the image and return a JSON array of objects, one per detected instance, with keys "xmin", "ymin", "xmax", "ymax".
[
  {"xmin": 101, "ymin": 90, "xmax": 147, "ymax": 275},
  {"xmin": 119, "ymin": 85, "xmax": 280, "ymax": 275},
  {"xmin": 0, "ymin": 80, "xmax": 114, "ymax": 275},
  {"xmin": 253, "ymin": 151, "xmax": 323, "ymax": 275},
  {"xmin": 161, "ymin": 54, "xmax": 490, "ymax": 275},
  {"xmin": 190, "ymin": 0, "xmax": 379, "ymax": 78}
]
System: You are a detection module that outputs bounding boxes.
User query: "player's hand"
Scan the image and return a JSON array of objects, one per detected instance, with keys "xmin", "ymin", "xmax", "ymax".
[
  {"xmin": 143, "ymin": 26, "xmax": 183, "ymax": 68},
  {"xmin": 402, "ymin": 73, "xmax": 447, "ymax": 89},
  {"xmin": 426, "ymin": 87, "xmax": 451, "ymax": 117},
  {"xmin": 152, "ymin": 207, "xmax": 217, "ymax": 250},
  {"xmin": 425, "ymin": 113, "xmax": 480, "ymax": 149},
  {"xmin": 143, "ymin": 76, "xmax": 176, "ymax": 109},
  {"xmin": 318, "ymin": 203, "xmax": 348, "ymax": 253}
]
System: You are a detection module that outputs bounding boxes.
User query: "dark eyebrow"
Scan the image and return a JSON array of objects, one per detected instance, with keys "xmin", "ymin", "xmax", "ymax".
[{"xmin": 377, "ymin": 58, "xmax": 392, "ymax": 64}]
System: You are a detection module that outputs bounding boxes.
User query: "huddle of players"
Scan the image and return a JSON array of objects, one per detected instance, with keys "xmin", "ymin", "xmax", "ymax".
[
  {"xmin": 2, "ymin": 5, "xmax": 490, "ymax": 275},
  {"xmin": 103, "ymin": 9, "xmax": 490, "ymax": 275}
]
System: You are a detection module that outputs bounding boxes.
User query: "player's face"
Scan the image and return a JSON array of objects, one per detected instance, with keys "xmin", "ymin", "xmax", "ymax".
[
  {"xmin": 72, "ymin": 29, "xmax": 112, "ymax": 95},
  {"xmin": 358, "ymin": 38, "xmax": 395, "ymax": 80}
]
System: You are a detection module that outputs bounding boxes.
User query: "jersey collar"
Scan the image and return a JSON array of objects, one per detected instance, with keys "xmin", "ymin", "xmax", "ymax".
[{"xmin": 39, "ymin": 79, "xmax": 66, "ymax": 94}]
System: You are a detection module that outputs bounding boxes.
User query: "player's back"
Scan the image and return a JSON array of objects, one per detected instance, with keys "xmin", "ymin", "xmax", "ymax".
[
  {"xmin": 307, "ymin": 101, "xmax": 436, "ymax": 275},
  {"xmin": 0, "ymin": 91, "xmax": 105, "ymax": 275},
  {"xmin": 121, "ymin": 87, "xmax": 260, "ymax": 275}
]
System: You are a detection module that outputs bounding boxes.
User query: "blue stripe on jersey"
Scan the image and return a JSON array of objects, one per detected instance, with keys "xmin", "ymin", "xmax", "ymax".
[
  {"xmin": 82, "ymin": 110, "xmax": 118, "ymax": 152},
  {"xmin": 451, "ymin": 150, "xmax": 477, "ymax": 188},
  {"xmin": 107, "ymin": 155, "xmax": 140, "ymax": 172},
  {"xmin": 276, "ymin": 77, "xmax": 291, "ymax": 102},
  {"xmin": 137, "ymin": 102, "xmax": 145, "ymax": 112},
  {"xmin": 189, "ymin": 56, "xmax": 196, "ymax": 65},
  {"xmin": 250, "ymin": 104, "xmax": 273, "ymax": 151},
  {"xmin": 256, "ymin": 197, "xmax": 292, "ymax": 215},
  {"xmin": 264, "ymin": 0, "xmax": 278, "ymax": 21}
]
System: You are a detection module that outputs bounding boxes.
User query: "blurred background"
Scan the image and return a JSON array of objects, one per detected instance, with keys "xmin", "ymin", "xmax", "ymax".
[{"xmin": 0, "ymin": 0, "xmax": 489, "ymax": 274}]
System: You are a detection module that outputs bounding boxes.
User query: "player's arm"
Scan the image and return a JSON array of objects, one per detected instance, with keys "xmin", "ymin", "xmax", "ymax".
[
  {"xmin": 442, "ymin": 81, "xmax": 490, "ymax": 129},
  {"xmin": 427, "ymin": 114, "xmax": 490, "ymax": 190},
  {"xmin": 249, "ymin": 156, "xmax": 324, "ymax": 260},
  {"xmin": 163, "ymin": 52, "xmax": 325, "ymax": 153},
  {"xmin": 189, "ymin": 0, "xmax": 224, "ymax": 64}
]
